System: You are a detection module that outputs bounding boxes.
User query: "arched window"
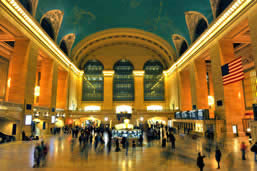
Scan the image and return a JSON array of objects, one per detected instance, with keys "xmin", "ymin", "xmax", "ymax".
[
  {"xmin": 60, "ymin": 40, "xmax": 68, "ymax": 56},
  {"xmin": 194, "ymin": 19, "xmax": 208, "ymax": 41},
  {"xmin": 19, "ymin": 0, "xmax": 32, "ymax": 14},
  {"xmin": 41, "ymin": 18, "xmax": 55, "ymax": 40},
  {"xmin": 82, "ymin": 60, "xmax": 104, "ymax": 101},
  {"xmin": 144, "ymin": 60, "xmax": 164, "ymax": 101},
  {"xmin": 179, "ymin": 41, "xmax": 188, "ymax": 56},
  {"xmin": 216, "ymin": 0, "xmax": 233, "ymax": 18},
  {"xmin": 113, "ymin": 59, "xmax": 134, "ymax": 101}
]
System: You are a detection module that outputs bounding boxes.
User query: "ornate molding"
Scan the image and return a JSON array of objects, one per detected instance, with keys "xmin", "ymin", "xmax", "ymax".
[
  {"xmin": 185, "ymin": 11, "xmax": 208, "ymax": 42},
  {"xmin": 60, "ymin": 33, "xmax": 76, "ymax": 57},
  {"xmin": 40, "ymin": 9, "xmax": 64, "ymax": 41},
  {"xmin": 172, "ymin": 34, "xmax": 188, "ymax": 59},
  {"xmin": 209, "ymin": 0, "xmax": 219, "ymax": 19}
]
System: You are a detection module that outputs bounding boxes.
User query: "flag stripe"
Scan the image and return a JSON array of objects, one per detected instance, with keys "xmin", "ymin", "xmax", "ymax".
[
  {"xmin": 223, "ymin": 76, "xmax": 245, "ymax": 85},
  {"xmin": 223, "ymin": 73, "xmax": 244, "ymax": 82},
  {"xmin": 229, "ymin": 62, "xmax": 242, "ymax": 71},
  {"xmin": 222, "ymin": 56, "xmax": 244, "ymax": 86},
  {"xmin": 228, "ymin": 59, "xmax": 242, "ymax": 66},
  {"xmin": 223, "ymin": 68, "xmax": 243, "ymax": 80}
]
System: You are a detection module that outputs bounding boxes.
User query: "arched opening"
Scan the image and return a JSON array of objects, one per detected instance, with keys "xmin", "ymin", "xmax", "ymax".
[
  {"xmin": 113, "ymin": 59, "xmax": 134, "ymax": 101},
  {"xmin": 144, "ymin": 60, "xmax": 164, "ymax": 101},
  {"xmin": 179, "ymin": 41, "xmax": 188, "ymax": 56},
  {"xmin": 60, "ymin": 40, "xmax": 68, "ymax": 56},
  {"xmin": 41, "ymin": 18, "xmax": 55, "ymax": 40},
  {"xmin": 216, "ymin": 0, "xmax": 234, "ymax": 18},
  {"xmin": 82, "ymin": 60, "xmax": 104, "ymax": 101},
  {"xmin": 193, "ymin": 19, "xmax": 208, "ymax": 42},
  {"xmin": 19, "ymin": 0, "xmax": 32, "ymax": 15}
]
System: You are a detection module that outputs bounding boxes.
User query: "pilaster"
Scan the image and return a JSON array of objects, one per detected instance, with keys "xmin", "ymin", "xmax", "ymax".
[
  {"xmin": 103, "ymin": 70, "xmax": 114, "ymax": 110},
  {"xmin": 133, "ymin": 71, "xmax": 144, "ymax": 110}
]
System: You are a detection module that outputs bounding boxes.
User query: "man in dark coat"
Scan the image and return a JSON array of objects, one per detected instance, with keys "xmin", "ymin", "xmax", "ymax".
[
  {"xmin": 215, "ymin": 146, "xmax": 222, "ymax": 169},
  {"xmin": 197, "ymin": 152, "xmax": 205, "ymax": 171},
  {"xmin": 250, "ymin": 141, "xmax": 257, "ymax": 161},
  {"xmin": 169, "ymin": 133, "xmax": 176, "ymax": 151}
]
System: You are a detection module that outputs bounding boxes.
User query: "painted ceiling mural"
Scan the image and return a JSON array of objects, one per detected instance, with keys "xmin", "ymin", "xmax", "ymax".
[{"xmin": 36, "ymin": 0, "xmax": 214, "ymax": 49}]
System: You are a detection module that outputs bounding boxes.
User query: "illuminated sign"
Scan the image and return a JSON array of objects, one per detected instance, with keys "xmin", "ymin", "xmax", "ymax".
[
  {"xmin": 25, "ymin": 115, "xmax": 32, "ymax": 125},
  {"xmin": 147, "ymin": 105, "xmax": 163, "ymax": 111},
  {"xmin": 51, "ymin": 116, "xmax": 56, "ymax": 123}
]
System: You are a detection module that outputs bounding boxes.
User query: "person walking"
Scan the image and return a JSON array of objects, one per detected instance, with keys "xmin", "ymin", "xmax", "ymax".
[
  {"xmin": 240, "ymin": 141, "xmax": 247, "ymax": 160},
  {"xmin": 197, "ymin": 152, "xmax": 205, "ymax": 171},
  {"xmin": 94, "ymin": 133, "xmax": 100, "ymax": 151},
  {"xmin": 107, "ymin": 130, "xmax": 112, "ymax": 154},
  {"xmin": 125, "ymin": 138, "xmax": 129, "ymax": 156},
  {"xmin": 250, "ymin": 141, "xmax": 257, "ymax": 162},
  {"xmin": 33, "ymin": 143, "xmax": 42, "ymax": 168},
  {"xmin": 170, "ymin": 133, "xmax": 176, "ymax": 151},
  {"xmin": 139, "ymin": 134, "xmax": 143, "ymax": 147},
  {"xmin": 215, "ymin": 146, "xmax": 222, "ymax": 169},
  {"xmin": 115, "ymin": 138, "xmax": 121, "ymax": 152}
]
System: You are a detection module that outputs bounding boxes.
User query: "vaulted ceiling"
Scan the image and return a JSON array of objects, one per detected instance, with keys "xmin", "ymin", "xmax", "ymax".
[
  {"xmin": 17, "ymin": 0, "xmax": 234, "ymax": 65},
  {"xmin": 35, "ymin": 0, "xmax": 213, "ymax": 46}
]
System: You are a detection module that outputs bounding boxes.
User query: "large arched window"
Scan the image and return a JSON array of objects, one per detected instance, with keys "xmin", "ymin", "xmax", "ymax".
[
  {"xmin": 179, "ymin": 40, "xmax": 188, "ymax": 56},
  {"xmin": 19, "ymin": 0, "xmax": 32, "ymax": 15},
  {"xmin": 216, "ymin": 0, "xmax": 233, "ymax": 18},
  {"xmin": 82, "ymin": 60, "xmax": 104, "ymax": 101},
  {"xmin": 113, "ymin": 59, "xmax": 134, "ymax": 101},
  {"xmin": 41, "ymin": 18, "xmax": 55, "ymax": 40},
  {"xmin": 144, "ymin": 60, "xmax": 164, "ymax": 101},
  {"xmin": 60, "ymin": 40, "xmax": 68, "ymax": 56},
  {"xmin": 193, "ymin": 19, "xmax": 208, "ymax": 42}
]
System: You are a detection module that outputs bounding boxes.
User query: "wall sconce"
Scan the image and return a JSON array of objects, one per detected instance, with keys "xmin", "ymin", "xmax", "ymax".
[
  {"xmin": 208, "ymin": 96, "xmax": 214, "ymax": 107},
  {"xmin": 34, "ymin": 86, "xmax": 40, "ymax": 97},
  {"xmin": 7, "ymin": 78, "xmax": 11, "ymax": 88}
]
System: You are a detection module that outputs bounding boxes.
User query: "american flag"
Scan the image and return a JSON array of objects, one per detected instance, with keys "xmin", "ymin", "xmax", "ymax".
[{"xmin": 221, "ymin": 57, "xmax": 244, "ymax": 85}]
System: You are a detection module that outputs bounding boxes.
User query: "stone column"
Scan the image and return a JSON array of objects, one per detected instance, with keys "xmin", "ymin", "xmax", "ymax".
[
  {"xmin": 50, "ymin": 63, "xmax": 58, "ymax": 113},
  {"xmin": 179, "ymin": 68, "xmax": 192, "ymax": 111},
  {"xmin": 8, "ymin": 40, "xmax": 38, "ymax": 104},
  {"xmin": 7, "ymin": 39, "xmax": 39, "ymax": 140},
  {"xmin": 210, "ymin": 39, "xmax": 245, "ymax": 137},
  {"xmin": 190, "ymin": 60, "xmax": 209, "ymax": 110},
  {"xmin": 38, "ymin": 59, "xmax": 58, "ymax": 115},
  {"xmin": 189, "ymin": 63, "xmax": 197, "ymax": 109},
  {"xmin": 248, "ymin": 11, "xmax": 257, "ymax": 73},
  {"xmin": 56, "ymin": 70, "xmax": 68, "ymax": 109},
  {"xmin": 103, "ymin": 71, "xmax": 114, "ymax": 110},
  {"xmin": 133, "ymin": 71, "xmax": 144, "ymax": 110},
  {"xmin": 76, "ymin": 73, "xmax": 83, "ymax": 110},
  {"xmin": 165, "ymin": 70, "xmax": 181, "ymax": 110}
]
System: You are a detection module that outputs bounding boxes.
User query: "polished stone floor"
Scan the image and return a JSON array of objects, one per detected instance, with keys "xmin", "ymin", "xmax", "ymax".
[{"xmin": 0, "ymin": 134, "xmax": 256, "ymax": 170}]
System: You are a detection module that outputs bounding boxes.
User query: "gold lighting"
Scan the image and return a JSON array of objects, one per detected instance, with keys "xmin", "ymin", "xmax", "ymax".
[
  {"xmin": 208, "ymin": 96, "xmax": 214, "ymax": 106},
  {"xmin": 34, "ymin": 86, "xmax": 40, "ymax": 97},
  {"xmin": 2, "ymin": 0, "xmax": 83, "ymax": 76},
  {"xmin": 133, "ymin": 70, "xmax": 144, "ymax": 76},
  {"xmin": 164, "ymin": 0, "xmax": 253, "ymax": 76},
  {"xmin": 7, "ymin": 78, "xmax": 11, "ymax": 88},
  {"xmin": 103, "ymin": 70, "xmax": 115, "ymax": 76}
]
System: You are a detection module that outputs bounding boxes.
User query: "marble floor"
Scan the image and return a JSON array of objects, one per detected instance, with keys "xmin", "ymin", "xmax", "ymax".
[{"xmin": 0, "ymin": 134, "xmax": 256, "ymax": 170}]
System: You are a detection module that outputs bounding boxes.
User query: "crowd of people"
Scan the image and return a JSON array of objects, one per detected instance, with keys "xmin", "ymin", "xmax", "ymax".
[{"xmin": 32, "ymin": 125, "xmax": 257, "ymax": 170}]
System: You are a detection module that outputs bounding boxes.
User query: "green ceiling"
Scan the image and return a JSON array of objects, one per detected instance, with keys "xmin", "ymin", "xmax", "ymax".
[{"xmin": 36, "ymin": 0, "xmax": 214, "ymax": 49}]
